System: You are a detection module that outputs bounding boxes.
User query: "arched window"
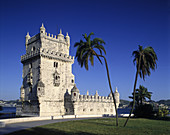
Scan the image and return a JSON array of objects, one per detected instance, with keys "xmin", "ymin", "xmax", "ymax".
[
  {"xmin": 29, "ymin": 63, "xmax": 32, "ymax": 68},
  {"xmin": 31, "ymin": 46, "xmax": 35, "ymax": 51},
  {"xmin": 29, "ymin": 87, "xmax": 32, "ymax": 93},
  {"xmin": 72, "ymin": 79, "xmax": 74, "ymax": 83},
  {"xmin": 74, "ymin": 93, "xmax": 76, "ymax": 96},
  {"xmin": 54, "ymin": 62, "xmax": 58, "ymax": 68}
]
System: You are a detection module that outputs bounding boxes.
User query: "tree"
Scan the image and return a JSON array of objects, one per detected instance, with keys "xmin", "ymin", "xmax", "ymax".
[
  {"xmin": 124, "ymin": 45, "xmax": 157, "ymax": 127},
  {"xmin": 129, "ymin": 85, "xmax": 152, "ymax": 106},
  {"xmin": 136, "ymin": 85, "xmax": 152, "ymax": 105},
  {"xmin": 74, "ymin": 32, "xmax": 119, "ymax": 126}
]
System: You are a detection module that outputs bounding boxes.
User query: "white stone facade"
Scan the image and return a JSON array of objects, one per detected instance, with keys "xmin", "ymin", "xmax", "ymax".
[{"xmin": 20, "ymin": 24, "xmax": 119, "ymax": 117}]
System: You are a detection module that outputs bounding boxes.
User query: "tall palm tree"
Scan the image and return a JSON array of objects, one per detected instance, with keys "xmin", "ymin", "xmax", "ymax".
[
  {"xmin": 124, "ymin": 45, "xmax": 157, "ymax": 127},
  {"xmin": 129, "ymin": 92, "xmax": 140, "ymax": 107},
  {"xmin": 74, "ymin": 32, "xmax": 119, "ymax": 126}
]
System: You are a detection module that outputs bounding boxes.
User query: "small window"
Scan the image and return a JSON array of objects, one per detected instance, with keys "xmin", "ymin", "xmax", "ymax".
[
  {"xmin": 31, "ymin": 46, "xmax": 35, "ymax": 51},
  {"xmin": 72, "ymin": 79, "xmax": 74, "ymax": 83},
  {"xmin": 90, "ymin": 109, "xmax": 93, "ymax": 111},
  {"xmin": 54, "ymin": 62, "xmax": 58, "ymax": 68},
  {"xmin": 55, "ymin": 76, "xmax": 58, "ymax": 80},
  {"xmin": 38, "ymin": 88, "xmax": 40, "ymax": 91},
  {"xmin": 66, "ymin": 109, "xmax": 68, "ymax": 112},
  {"xmin": 83, "ymin": 109, "xmax": 86, "ymax": 112},
  {"xmin": 29, "ymin": 63, "xmax": 32, "ymax": 68},
  {"xmin": 30, "ymin": 87, "xmax": 32, "ymax": 93},
  {"xmin": 74, "ymin": 93, "xmax": 76, "ymax": 96}
]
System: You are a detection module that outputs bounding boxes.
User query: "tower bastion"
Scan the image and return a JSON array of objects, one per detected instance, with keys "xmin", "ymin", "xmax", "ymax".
[{"xmin": 19, "ymin": 24, "xmax": 119, "ymax": 117}]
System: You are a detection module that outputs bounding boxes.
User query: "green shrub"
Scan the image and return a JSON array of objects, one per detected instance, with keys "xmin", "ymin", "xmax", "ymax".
[
  {"xmin": 157, "ymin": 107, "xmax": 169, "ymax": 117},
  {"xmin": 134, "ymin": 104, "xmax": 154, "ymax": 118}
]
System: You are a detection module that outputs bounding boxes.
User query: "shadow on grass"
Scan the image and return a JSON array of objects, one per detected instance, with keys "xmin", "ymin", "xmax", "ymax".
[
  {"xmin": 78, "ymin": 118, "xmax": 116, "ymax": 127},
  {"xmin": 7, "ymin": 127, "xmax": 97, "ymax": 135},
  {"xmin": 147, "ymin": 116, "xmax": 170, "ymax": 121}
]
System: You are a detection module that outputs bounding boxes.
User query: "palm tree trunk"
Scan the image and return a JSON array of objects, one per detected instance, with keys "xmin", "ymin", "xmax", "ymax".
[
  {"xmin": 140, "ymin": 97, "xmax": 143, "ymax": 105},
  {"xmin": 124, "ymin": 55, "xmax": 141, "ymax": 127},
  {"xmin": 99, "ymin": 55, "xmax": 118, "ymax": 126}
]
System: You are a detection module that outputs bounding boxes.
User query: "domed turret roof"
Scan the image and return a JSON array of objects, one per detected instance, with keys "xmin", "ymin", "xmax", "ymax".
[
  {"xmin": 108, "ymin": 92, "xmax": 113, "ymax": 97},
  {"xmin": 114, "ymin": 87, "xmax": 118, "ymax": 93},
  {"xmin": 71, "ymin": 84, "xmax": 79, "ymax": 93},
  {"xmin": 37, "ymin": 80, "xmax": 45, "ymax": 87}
]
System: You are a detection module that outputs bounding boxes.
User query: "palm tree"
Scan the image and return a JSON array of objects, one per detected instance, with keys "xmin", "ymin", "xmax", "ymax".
[
  {"xmin": 136, "ymin": 85, "xmax": 152, "ymax": 105},
  {"xmin": 129, "ymin": 92, "xmax": 140, "ymax": 107},
  {"xmin": 129, "ymin": 85, "xmax": 152, "ymax": 106},
  {"xmin": 124, "ymin": 45, "xmax": 157, "ymax": 127},
  {"xmin": 74, "ymin": 32, "xmax": 119, "ymax": 126}
]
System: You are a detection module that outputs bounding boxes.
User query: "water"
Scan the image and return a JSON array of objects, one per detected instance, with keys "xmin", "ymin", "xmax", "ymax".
[
  {"xmin": 118, "ymin": 108, "xmax": 131, "ymax": 114},
  {"xmin": 0, "ymin": 107, "xmax": 16, "ymax": 118},
  {"xmin": 0, "ymin": 107, "xmax": 169, "ymax": 118}
]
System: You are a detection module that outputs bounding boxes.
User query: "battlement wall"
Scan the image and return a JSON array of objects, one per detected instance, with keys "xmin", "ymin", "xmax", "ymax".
[
  {"xmin": 21, "ymin": 49, "xmax": 40, "ymax": 62},
  {"xmin": 77, "ymin": 95, "xmax": 114, "ymax": 103},
  {"xmin": 21, "ymin": 48, "xmax": 74, "ymax": 63},
  {"xmin": 27, "ymin": 32, "xmax": 69, "ymax": 45},
  {"xmin": 27, "ymin": 34, "xmax": 40, "ymax": 45}
]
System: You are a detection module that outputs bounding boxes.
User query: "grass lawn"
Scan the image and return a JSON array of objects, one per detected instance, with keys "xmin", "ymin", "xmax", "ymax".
[{"xmin": 8, "ymin": 117, "xmax": 170, "ymax": 135}]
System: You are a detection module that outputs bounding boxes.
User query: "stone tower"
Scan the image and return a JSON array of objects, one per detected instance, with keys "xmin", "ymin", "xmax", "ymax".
[{"xmin": 20, "ymin": 24, "xmax": 75, "ymax": 116}]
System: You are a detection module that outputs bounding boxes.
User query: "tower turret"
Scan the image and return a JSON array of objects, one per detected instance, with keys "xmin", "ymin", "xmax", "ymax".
[
  {"xmin": 37, "ymin": 80, "xmax": 45, "ymax": 97},
  {"xmin": 57, "ymin": 29, "xmax": 64, "ymax": 41},
  {"xmin": 114, "ymin": 87, "xmax": 120, "ymax": 107},
  {"xmin": 25, "ymin": 32, "xmax": 30, "ymax": 50},
  {"xmin": 86, "ymin": 90, "xmax": 89, "ymax": 95},
  {"xmin": 65, "ymin": 32, "xmax": 70, "ymax": 46},
  {"xmin": 71, "ymin": 84, "xmax": 79, "ymax": 102},
  {"xmin": 108, "ymin": 92, "xmax": 113, "ymax": 97},
  {"xmin": 40, "ymin": 23, "xmax": 46, "ymax": 34},
  {"xmin": 94, "ymin": 90, "xmax": 99, "ymax": 97}
]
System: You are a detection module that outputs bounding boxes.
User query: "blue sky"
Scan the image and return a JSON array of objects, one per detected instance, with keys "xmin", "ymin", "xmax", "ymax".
[{"xmin": 0, "ymin": 0, "xmax": 169, "ymax": 101}]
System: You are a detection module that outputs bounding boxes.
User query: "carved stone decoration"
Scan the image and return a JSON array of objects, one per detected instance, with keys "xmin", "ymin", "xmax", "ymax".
[
  {"xmin": 20, "ymin": 85, "xmax": 25, "ymax": 101},
  {"xmin": 37, "ymin": 80, "xmax": 45, "ymax": 97},
  {"xmin": 53, "ymin": 70, "xmax": 60, "ymax": 86},
  {"xmin": 27, "ymin": 69, "xmax": 33, "ymax": 85}
]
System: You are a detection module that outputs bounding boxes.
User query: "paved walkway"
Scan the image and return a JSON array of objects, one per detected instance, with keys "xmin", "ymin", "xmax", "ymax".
[{"xmin": 0, "ymin": 117, "xmax": 100, "ymax": 135}]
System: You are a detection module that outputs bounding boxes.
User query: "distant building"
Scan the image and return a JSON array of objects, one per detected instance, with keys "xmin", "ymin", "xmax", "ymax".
[{"xmin": 19, "ymin": 24, "xmax": 119, "ymax": 116}]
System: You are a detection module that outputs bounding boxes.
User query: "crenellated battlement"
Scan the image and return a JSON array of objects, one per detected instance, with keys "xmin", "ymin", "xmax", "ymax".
[
  {"xmin": 78, "ymin": 94, "xmax": 114, "ymax": 103},
  {"xmin": 27, "ymin": 34, "xmax": 40, "ymax": 45},
  {"xmin": 40, "ymin": 48, "xmax": 74, "ymax": 62},
  {"xmin": 27, "ymin": 32, "xmax": 69, "ymax": 45},
  {"xmin": 21, "ymin": 48, "xmax": 40, "ymax": 62},
  {"xmin": 26, "ymin": 24, "xmax": 70, "ymax": 49},
  {"xmin": 21, "ymin": 48, "xmax": 74, "ymax": 63},
  {"xmin": 43, "ymin": 32, "xmax": 68, "ymax": 44}
]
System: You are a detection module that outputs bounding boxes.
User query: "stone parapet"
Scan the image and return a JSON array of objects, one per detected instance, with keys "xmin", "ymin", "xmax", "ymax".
[
  {"xmin": 21, "ymin": 48, "xmax": 74, "ymax": 63},
  {"xmin": 27, "ymin": 32, "xmax": 69, "ymax": 45},
  {"xmin": 27, "ymin": 34, "xmax": 40, "ymax": 45},
  {"xmin": 78, "ymin": 94, "xmax": 114, "ymax": 103},
  {"xmin": 40, "ymin": 48, "xmax": 74, "ymax": 62},
  {"xmin": 21, "ymin": 49, "xmax": 40, "ymax": 62}
]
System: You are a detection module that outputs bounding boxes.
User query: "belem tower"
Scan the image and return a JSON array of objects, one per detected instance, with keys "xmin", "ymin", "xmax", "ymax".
[{"xmin": 19, "ymin": 24, "xmax": 120, "ymax": 117}]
